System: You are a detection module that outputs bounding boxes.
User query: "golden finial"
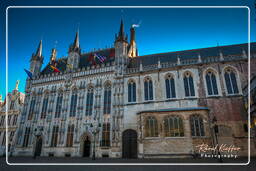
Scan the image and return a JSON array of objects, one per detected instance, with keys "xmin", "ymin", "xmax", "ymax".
[{"xmin": 15, "ymin": 80, "xmax": 20, "ymax": 90}]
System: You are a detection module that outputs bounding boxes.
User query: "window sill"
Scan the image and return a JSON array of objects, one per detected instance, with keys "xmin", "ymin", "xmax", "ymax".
[
  {"xmin": 144, "ymin": 137, "xmax": 160, "ymax": 140},
  {"xmin": 225, "ymin": 94, "xmax": 242, "ymax": 97},
  {"xmin": 206, "ymin": 95, "xmax": 222, "ymax": 98},
  {"xmin": 164, "ymin": 136, "xmax": 186, "ymax": 139},
  {"xmin": 191, "ymin": 136, "xmax": 208, "ymax": 139}
]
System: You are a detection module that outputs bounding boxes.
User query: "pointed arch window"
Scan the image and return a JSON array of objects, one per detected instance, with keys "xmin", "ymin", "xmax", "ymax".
[
  {"xmin": 70, "ymin": 90, "xmax": 78, "ymax": 117},
  {"xmin": 224, "ymin": 68, "xmax": 239, "ymax": 95},
  {"xmin": 86, "ymin": 87, "xmax": 94, "ymax": 116},
  {"xmin": 104, "ymin": 83, "xmax": 112, "ymax": 115},
  {"xmin": 164, "ymin": 116, "xmax": 184, "ymax": 137},
  {"xmin": 144, "ymin": 77, "xmax": 153, "ymax": 101},
  {"xmin": 55, "ymin": 91, "xmax": 63, "ymax": 118},
  {"xmin": 41, "ymin": 95, "xmax": 49, "ymax": 119},
  {"xmin": 165, "ymin": 74, "xmax": 176, "ymax": 98},
  {"xmin": 128, "ymin": 80, "xmax": 136, "ymax": 102},
  {"xmin": 205, "ymin": 70, "xmax": 219, "ymax": 95},
  {"xmin": 101, "ymin": 123, "xmax": 110, "ymax": 147},
  {"xmin": 28, "ymin": 97, "xmax": 36, "ymax": 120},
  {"xmin": 190, "ymin": 115, "xmax": 205, "ymax": 137},
  {"xmin": 22, "ymin": 127, "xmax": 31, "ymax": 147},
  {"xmin": 66, "ymin": 124, "xmax": 74, "ymax": 147},
  {"xmin": 183, "ymin": 72, "xmax": 195, "ymax": 97},
  {"xmin": 51, "ymin": 125, "xmax": 59, "ymax": 147},
  {"xmin": 145, "ymin": 116, "xmax": 158, "ymax": 137}
]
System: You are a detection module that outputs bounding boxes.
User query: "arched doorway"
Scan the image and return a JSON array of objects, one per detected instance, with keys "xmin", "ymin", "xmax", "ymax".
[
  {"xmin": 122, "ymin": 129, "xmax": 137, "ymax": 158},
  {"xmin": 83, "ymin": 136, "xmax": 91, "ymax": 157},
  {"xmin": 34, "ymin": 136, "xmax": 42, "ymax": 157}
]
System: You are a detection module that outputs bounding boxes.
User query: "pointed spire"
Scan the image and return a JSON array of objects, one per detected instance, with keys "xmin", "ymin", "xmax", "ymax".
[
  {"xmin": 74, "ymin": 30, "xmax": 79, "ymax": 49},
  {"xmin": 35, "ymin": 40, "xmax": 42, "ymax": 57},
  {"xmin": 115, "ymin": 19, "xmax": 127, "ymax": 43},
  {"xmin": 119, "ymin": 19, "xmax": 124, "ymax": 38},
  {"xmin": 69, "ymin": 30, "xmax": 81, "ymax": 53}
]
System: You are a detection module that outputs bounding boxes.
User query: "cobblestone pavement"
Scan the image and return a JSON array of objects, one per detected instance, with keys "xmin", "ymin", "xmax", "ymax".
[{"xmin": 0, "ymin": 157, "xmax": 255, "ymax": 171}]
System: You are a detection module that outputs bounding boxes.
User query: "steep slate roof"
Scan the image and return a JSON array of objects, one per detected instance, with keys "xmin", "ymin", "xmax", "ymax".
[
  {"xmin": 128, "ymin": 42, "xmax": 256, "ymax": 68},
  {"xmin": 41, "ymin": 48, "xmax": 115, "ymax": 75},
  {"xmin": 40, "ymin": 42, "xmax": 255, "ymax": 75}
]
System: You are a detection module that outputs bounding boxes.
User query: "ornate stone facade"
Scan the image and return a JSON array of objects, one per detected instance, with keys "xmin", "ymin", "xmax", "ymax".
[{"xmin": 13, "ymin": 21, "xmax": 256, "ymax": 158}]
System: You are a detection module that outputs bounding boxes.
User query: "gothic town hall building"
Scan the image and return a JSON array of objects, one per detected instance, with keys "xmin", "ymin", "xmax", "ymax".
[{"xmin": 14, "ymin": 20, "xmax": 256, "ymax": 158}]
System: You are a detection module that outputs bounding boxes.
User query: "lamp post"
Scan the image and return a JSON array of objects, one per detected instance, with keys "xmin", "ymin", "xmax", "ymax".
[
  {"xmin": 212, "ymin": 116, "xmax": 223, "ymax": 163},
  {"xmin": 89, "ymin": 122, "xmax": 101, "ymax": 160}
]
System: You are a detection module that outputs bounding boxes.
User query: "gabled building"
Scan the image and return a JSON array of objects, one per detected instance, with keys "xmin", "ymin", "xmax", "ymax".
[{"xmin": 0, "ymin": 81, "xmax": 25, "ymax": 156}]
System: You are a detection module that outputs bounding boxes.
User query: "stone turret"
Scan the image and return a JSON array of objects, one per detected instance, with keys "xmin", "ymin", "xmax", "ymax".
[
  {"xmin": 67, "ymin": 31, "xmax": 81, "ymax": 71},
  {"xmin": 30, "ymin": 40, "xmax": 43, "ymax": 76}
]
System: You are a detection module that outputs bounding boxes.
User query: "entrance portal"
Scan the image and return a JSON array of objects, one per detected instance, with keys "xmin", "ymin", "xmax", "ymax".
[
  {"xmin": 83, "ymin": 136, "xmax": 91, "ymax": 157},
  {"xmin": 122, "ymin": 129, "xmax": 137, "ymax": 158}
]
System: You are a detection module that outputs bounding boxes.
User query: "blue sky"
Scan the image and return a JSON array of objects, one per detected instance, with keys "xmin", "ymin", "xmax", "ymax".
[{"xmin": 0, "ymin": 0, "xmax": 256, "ymax": 99}]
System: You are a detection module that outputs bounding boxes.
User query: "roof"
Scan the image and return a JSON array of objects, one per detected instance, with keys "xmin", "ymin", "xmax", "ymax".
[
  {"xmin": 137, "ymin": 107, "xmax": 209, "ymax": 114},
  {"xmin": 40, "ymin": 42, "xmax": 256, "ymax": 75},
  {"xmin": 41, "ymin": 48, "xmax": 115, "ymax": 75},
  {"xmin": 128, "ymin": 42, "xmax": 256, "ymax": 68}
]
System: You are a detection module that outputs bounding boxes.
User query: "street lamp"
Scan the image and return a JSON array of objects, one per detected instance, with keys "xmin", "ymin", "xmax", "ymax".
[
  {"xmin": 212, "ymin": 116, "xmax": 223, "ymax": 163},
  {"xmin": 90, "ymin": 122, "xmax": 101, "ymax": 160}
]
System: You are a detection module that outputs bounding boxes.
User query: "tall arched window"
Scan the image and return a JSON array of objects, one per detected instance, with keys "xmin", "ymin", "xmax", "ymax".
[
  {"xmin": 128, "ymin": 80, "xmax": 136, "ymax": 102},
  {"xmin": 183, "ymin": 72, "xmax": 195, "ymax": 97},
  {"xmin": 101, "ymin": 123, "xmax": 110, "ymax": 147},
  {"xmin": 224, "ymin": 68, "xmax": 239, "ymax": 95},
  {"xmin": 190, "ymin": 115, "xmax": 205, "ymax": 137},
  {"xmin": 164, "ymin": 116, "xmax": 184, "ymax": 137},
  {"xmin": 22, "ymin": 127, "xmax": 31, "ymax": 147},
  {"xmin": 145, "ymin": 116, "xmax": 158, "ymax": 137},
  {"xmin": 41, "ymin": 94, "xmax": 49, "ymax": 119},
  {"xmin": 55, "ymin": 91, "xmax": 63, "ymax": 118},
  {"xmin": 165, "ymin": 74, "xmax": 176, "ymax": 98},
  {"xmin": 86, "ymin": 86, "xmax": 94, "ymax": 116},
  {"xmin": 66, "ymin": 124, "xmax": 74, "ymax": 147},
  {"xmin": 144, "ymin": 77, "xmax": 153, "ymax": 101},
  {"xmin": 104, "ymin": 83, "xmax": 111, "ymax": 115},
  {"xmin": 70, "ymin": 90, "xmax": 78, "ymax": 117},
  {"xmin": 205, "ymin": 70, "xmax": 218, "ymax": 95},
  {"xmin": 51, "ymin": 125, "xmax": 59, "ymax": 147},
  {"xmin": 28, "ymin": 97, "xmax": 36, "ymax": 120}
]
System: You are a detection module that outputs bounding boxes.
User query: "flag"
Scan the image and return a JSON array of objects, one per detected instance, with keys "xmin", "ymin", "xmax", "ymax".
[
  {"xmin": 50, "ymin": 65, "xmax": 61, "ymax": 72},
  {"xmin": 94, "ymin": 53, "xmax": 106, "ymax": 63},
  {"xmin": 109, "ymin": 49, "xmax": 115, "ymax": 58},
  {"xmin": 24, "ymin": 69, "xmax": 33, "ymax": 79},
  {"xmin": 88, "ymin": 53, "xmax": 96, "ymax": 65}
]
